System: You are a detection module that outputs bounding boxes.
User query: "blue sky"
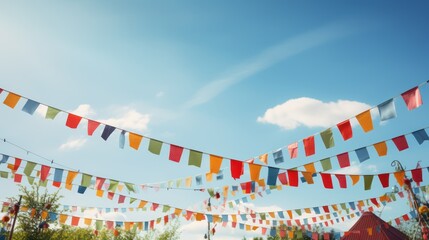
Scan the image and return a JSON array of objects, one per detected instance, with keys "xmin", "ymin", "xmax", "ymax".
[{"xmin": 0, "ymin": 1, "xmax": 429, "ymax": 239}]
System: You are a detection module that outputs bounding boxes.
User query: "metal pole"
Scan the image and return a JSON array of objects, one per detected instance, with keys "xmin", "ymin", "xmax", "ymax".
[
  {"xmin": 9, "ymin": 195, "xmax": 22, "ymax": 240},
  {"xmin": 207, "ymin": 198, "xmax": 211, "ymax": 240}
]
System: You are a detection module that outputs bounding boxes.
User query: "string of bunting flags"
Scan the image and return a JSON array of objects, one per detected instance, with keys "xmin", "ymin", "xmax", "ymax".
[
  {"xmin": 0, "ymin": 81, "xmax": 427, "ymax": 180},
  {"xmin": 1, "ymin": 151, "xmax": 428, "ymax": 224}
]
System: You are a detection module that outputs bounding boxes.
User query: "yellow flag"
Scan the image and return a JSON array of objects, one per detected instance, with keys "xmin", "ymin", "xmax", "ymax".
[
  {"xmin": 59, "ymin": 214, "xmax": 68, "ymax": 224},
  {"xmin": 206, "ymin": 172, "xmax": 213, "ymax": 182},
  {"xmin": 185, "ymin": 177, "xmax": 192, "ymax": 187},
  {"xmin": 304, "ymin": 163, "xmax": 316, "ymax": 173},
  {"xmin": 138, "ymin": 200, "xmax": 147, "ymax": 208},
  {"xmin": 84, "ymin": 218, "xmax": 92, "ymax": 226},
  {"xmin": 96, "ymin": 190, "xmax": 104, "ymax": 197}
]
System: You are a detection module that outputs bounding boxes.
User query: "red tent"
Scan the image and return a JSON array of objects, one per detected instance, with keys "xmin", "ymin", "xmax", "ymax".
[{"xmin": 341, "ymin": 211, "xmax": 409, "ymax": 240}]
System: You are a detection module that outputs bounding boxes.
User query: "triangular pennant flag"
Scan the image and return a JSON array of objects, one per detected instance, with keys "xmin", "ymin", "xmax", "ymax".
[
  {"xmin": 95, "ymin": 177, "xmax": 106, "ymax": 190},
  {"xmin": 287, "ymin": 170, "xmax": 299, "ymax": 187},
  {"xmin": 148, "ymin": 139, "xmax": 162, "ymax": 155},
  {"xmin": 3, "ymin": 92, "xmax": 21, "ymax": 108},
  {"xmin": 259, "ymin": 153, "xmax": 268, "ymax": 164},
  {"xmin": 335, "ymin": 174, "xmax": 347, "ymax": 188},
  {"xmin": 101, "ymin": 125, "xmax": 116, "ymax": 140},
  {"xmin": 66, "ymin": 113, "xmax": 82, "ymax": 129},
  {"xmin": 337, "ymin": 152, "xmax": 350, "ymax": 168},
  {"xmin": 22, "ymin": 99, "xmax": 40, "ymax": 115},
  {"xmin": 169, "ymin": 145, "xmax": 183, "ymax": 163},
  {"xmin": 412, "ymin": 129, "xmax": 429, "ymax": 145},
  {"xmin": 87, "ymin": 120, "xmax": 101, "ymax": 136},
  {"xmin": 108, "ymin": 180, "xmax": 119, "ymax": 192},
  {"xmin": 373, "ymin": 141, "xmax": 388, "ymax": 156},
  {"xmin": 411, "ymin": 168, "xmax": 423, "ymax": 185},
  {"xmin": 378, "ymin": 99, "xmax": 396, "ymax": 121},
  {"xmin": 355, "ymin": 147, "xmax": 370, "ymax": 163},
  {"xmin": 209, "ymin": 155, "xmax": 222, "ymax": 173},
  {"xmin": 129, "ymin": 132, "xmax": 143, "ymax": 150},
  {"xmin": 320, "ymin": 128, "xmax": 335, "ymax": 148},
  {"xmin": 401, "ymin": 87, "xmax": 423, "ymax": 110},
  {"xmin": 349, "ymin": 175, "xmax": 360, "ymax": 186},
  {"xmin": 356, "ymin": 110, "xmax": 373, "ymax": 133},
  {"xmin": 320, "ymin": 173, "xmax": 333, "ymax": 189},
  {"xmin": 337, "ymin": 120, "xmax": 353, "ymax": 141},
  {"xmin": 249, "ymin": 163, "xmax": 262, "ymax": 182},
  {"xmin": 364, "ymin": 175, "xmax": 374, "ymax": 190},
  {"xmin": 393, "ymin": 171, "xmax": 405, "ymax": 187},
  {"xmin": 378, "ymin": 173, "xmax": 390, "ymax": 188},
  {"xmin": 267, "ymin": 167, "xmax": 279, "ymax": 186},
  {"xmin": 303, "ymin": 136, "xmax": 315, "ymax": 156},
  {"xmin": 23, "ymin": 162, "xmax": 37, "ymax": 176},
  {"xmin": 392, "ymin": 135, "xmax": 409, "ymax": 151},
  {"xmin": 40, "ymin": 165, "xmax": 51, "ymax": 181},
  {"xmin": 45, "ymin": 106, "xmax": 61, "ymax": 119},
  {"xmin": 288, "ymin": 143, "xmax": 298, "ymax": 159},
  {"xmin": 320, "ymin": 158, "xmax": 332, "ymax": 171},
  {"xmin": 188, "ymin": 150, "xmax": 203, "ymax": 167},
  {"xmin": 65, "ymin": 171, "xmax": 79, "ymax": 190},
  {"xmin": 230, "ymin": 159, "xmax": 244, "ymax": 179}
]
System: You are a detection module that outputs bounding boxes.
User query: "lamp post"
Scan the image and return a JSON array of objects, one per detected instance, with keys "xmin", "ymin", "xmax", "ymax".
[
  {"xmin": 391, "ymin": 160, "xmax": 429, "ymax": 239},
  {"xmin": 204, "ymin": 197, "xmax": 211, "ymax": 240},
  {"xmin": 8, "ymin": 195, "xmax": 22, "ymax": 240}
]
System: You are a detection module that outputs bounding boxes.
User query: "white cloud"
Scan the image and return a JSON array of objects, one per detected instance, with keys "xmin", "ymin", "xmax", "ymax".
[
  {"xmin": 333, "ymin": 161, "xmax": 378, "ymax": 175},
  {"xmin": 183, "ymin": 20, "xmax": 363, "ymax": 109},
  {"xmin": 257, "ymin": 97, "xmax": 370, "ymax": 130},
  {"xmin": 70, "ymin": 104, "xmax": 95, "ymax": 117},
  {"xmin": 100, "ymin": 108, "xmax": 150, "ymax": 132},
  {"xmin": 59, "ymin": 137, "xmax": 87, "ymax": 151}
]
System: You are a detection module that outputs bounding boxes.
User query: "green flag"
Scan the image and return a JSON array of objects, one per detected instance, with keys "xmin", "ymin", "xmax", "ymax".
[
  {"xmin": 0, "ymin": 171, "xmax": 8, "ymax": 178},
  {"xmin": 148, "ymin": 139, "xmax": 163, "ymax": 155},
  {"xmin": 162, "ymin": 205, "xmax": 171, "ymax": 212},
  {"xmin": 188, "ymin": 150, "xmax": 202, "ymax": 167},
  {"xmin": 27, "ymin": 176, "xmax": 35, "ymax": 185},
  {"xmin": 81, "ymin": 174, "xmax": 92, "ymax": 187},
  {"xmin": 295, "ymin": 209, "xmax": 302, "ymax": 216},
  {"xmin": 321, "ymin": 158, "xmax": 332, "ymax": 171},
  {"xmin": 364, "ymin": 175, "xmax": 374, "ymax": 190},
  {"xmin": 23, "ymin": 161, "xmax": 37, "ymax": 176},
  {"xmin": 125, "ymin": 182, "xmax": 135, "ymax": 193},
  {"xmin": 95, "ymin": 220, "xmax": 103, "ymax": 230},
  {"xmin": 320, "ymin": 128, "xmax": 335, "ymax": 148},
  {"xmin": 108, "ymin": 180, "xmax": 119, "ymax": 192},
  {"xmin": 45, "ymin": 106, "xmax": 61, "ymax": 119}
]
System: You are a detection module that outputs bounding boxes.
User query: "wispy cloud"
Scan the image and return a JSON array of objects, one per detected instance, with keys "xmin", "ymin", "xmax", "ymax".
[
  {"xmin": 59, "ymin": 137, "xmax": 87, "ymax": 151},
  {"xmin": 183, "ymin": 20, "xmax": 363, "ymax": 109},
  {"xmin": 333, "ymin": 161, "xmax": 379, "ymax": 175},
  {"xmin": 257, "ymin": 97, "xmax": 370, "ymax": 130}
]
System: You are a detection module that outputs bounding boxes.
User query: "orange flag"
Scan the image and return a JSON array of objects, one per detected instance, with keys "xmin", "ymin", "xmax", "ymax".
[
  {"xmin": 349, "ymin": 175, "xmax": 360, "ymax": 186},
  {"xmin": 209, "ymin": 155, "xmax": 222, "ymax": 173},
  {"xmin": 394, "ymin": 171, "xmax": 405, "ymax": 187},
  {"xmin": 3, "ymin": 92, "xmax": 21, "ymax": 108},
  {"xmin": 248, "ymin": 163, "xmax": 262, "ymax": 181},
  {"xmin": 258, "ymin": 153, "xmax": 268, "ymax": 165},
  {"xmin": 373, "ymin": 141, "xmax": 388, "ymax": 156},
  {"xmin": 129, "ymin": 132, "xmax": 143, "ymax": 150},
  {"xmin": 356, "ymin": 110, "xmax": 373, "ymax": 133},
  {"xmin": 65, "ymin": 171, "xmax": 79, "ymax": 190}
]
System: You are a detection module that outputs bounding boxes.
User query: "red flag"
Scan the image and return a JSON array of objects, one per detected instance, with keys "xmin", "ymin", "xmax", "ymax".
[
  {"xmin": 337, "ymin": 120, "xmax": 353, "ymax": 140},
  {"xmin": 392, "ymin": 135, "xmax": 409, "ymax": 151},
  {"xmin": 377, "ymin": 173, "xmax": 390, "ymax": 188},
  {"xmin": 95, "ymin": 177, "xmax": 106, "ymax": 190},
  {"xmin": 230, "ymin": 159, "xmax": 244, "ymax": 179},
  {"xmin": 288, "ymin": 142, "xmax": 298, "ymax": 158},
  {"xmin": 335, "ymin": 174, "xmax": 347, "ymax": 188},
  {"xmin": 322, "ymin": 205, "xmax": 330, "ymax": 213},
  {"xmin": 337, "ymin": 152, "xmax": 350, "ymax": 168},
  {"xmin": 14, "ymin": 173, "xmax": 22, "ymax": 183},
  {"xmin": 401, "ymin": 87, "xmax": 423, "ymax": 110},
  {"xmin": 303, "ymin": 136, "xmax": 315, "ymax": 156},
  {"xmin": 169, "ymin": 145, "xmax": 184, "ymax": 163},
  {"xmin": 320, "ymin": 173, "xmax": 333, "ymax": 189},
  {"xmin": 287, "ymin": 170, "xmax": 299, "ymax": 187},
  {"xmin": 278, "ymin": 172, "xmax": 288, "ymax": 185},
  {"xmin": 411, "ymin": 168, "xmax": 423, "ymax": 185},
  {"xmin": 40, "ymin": 165, "xmax": 51, "ymax": 181},
  {"xmin": 71, "ymin": 216, "xmax": 80, "ymax": 226},
  {"xmin": 66, "ymin": 113, "xmax": 82, "ymax": 129},
  {"xmin": 87, "ymin": 120, "xmax": 101, "ymax": 136}
]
